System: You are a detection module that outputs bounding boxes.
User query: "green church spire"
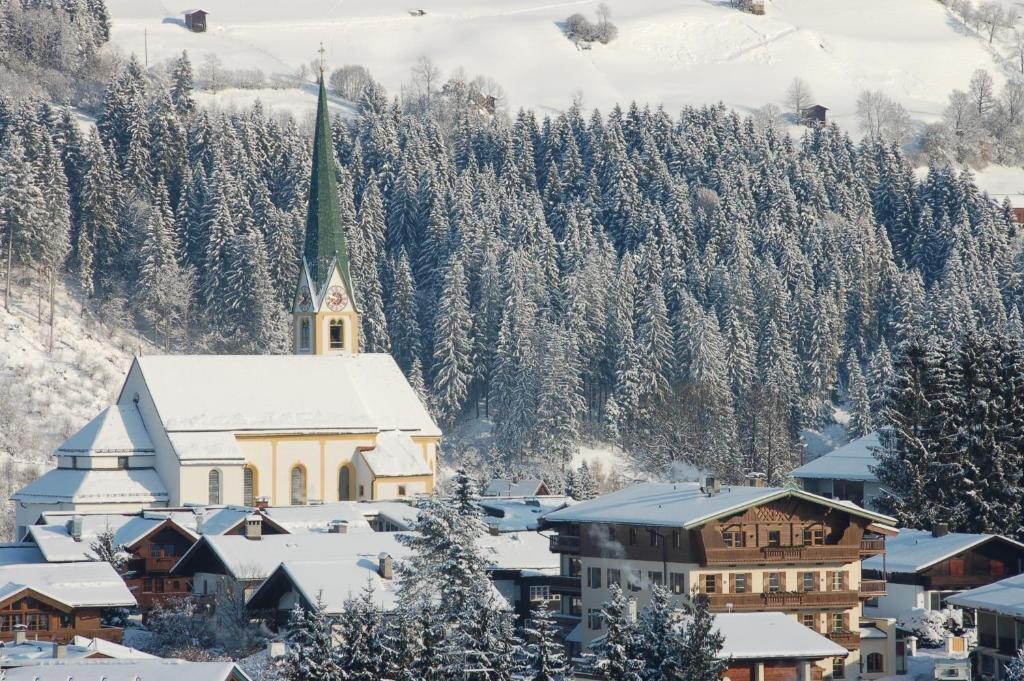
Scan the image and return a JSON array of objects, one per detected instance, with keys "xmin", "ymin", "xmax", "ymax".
[{"xmin": 302, "ymin": 76, "xmax": 354, "ymax": 299}]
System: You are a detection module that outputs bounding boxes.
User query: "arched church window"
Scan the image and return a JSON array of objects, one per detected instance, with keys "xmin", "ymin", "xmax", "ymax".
[
  {"xmin": 329, "ymin": 319, "xmax": 345, "ymax": 350},
  {"xmin": 339, "ymin": 466, "xmax": 351, "ymax": 501},
  {"xmin": 208, "ymin": 469, "xmax": 222, "ymax": 505},
  {"xmin": 299, "ymin": 318, "xmax": 312, "ymax": 352},
  {"xmin": 290, "ymin": 466, "xmax": 307, "ymax": 505},
  {"xmin": 243, "ymin": 466, "xmax": 257, "ymax": 507}
]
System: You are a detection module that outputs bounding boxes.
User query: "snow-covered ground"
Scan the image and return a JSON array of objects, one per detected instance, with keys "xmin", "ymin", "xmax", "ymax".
[{"xmin": 107, "ymin": 0, "xmax": 1005, "ymax": 127}]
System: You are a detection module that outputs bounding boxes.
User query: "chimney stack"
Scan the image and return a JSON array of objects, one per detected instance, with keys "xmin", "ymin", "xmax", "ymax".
[
  {"xmin": 626, "ymin": 598, "xmax": 638, "ymax": 623},
  {"xmin": 69, "ymin": 516, "xmax": 83, "ymax": 542},
  {"xmin": 195, "ymin": 515, "xmax": 205, "ymax": 535},
  {"xmin": 932, "ymin": 523, "xmax": 949, "ymax": 538},
  {"xmin": 329, "ymin": 520, "xmax": 349, "ymax": 534},
  {"xmin": 14, "ymin": 629, "xmax": 26, "ymax": 645},
  {"xmin": 52, "ymin": 642, "xmax": 67, "ymax": 658},
  {"xmin": 378, "ymin": 552, "xmax": 393, "ymax": 580},
  {"xmin": 255, "ymin": 496, "xmax": 270, "ymax": 511},
  {"xmin": 745, "ymin": 472, "xmax": 766, "ymax": 488},
  {"xmin": 700, "ymin": 476, "xmax": 721, "ymax": 496},
  {"xmin": 488, "ymin": 524, "xmax": 500, "ymax": 536},
  {"xmin": 244, "ymin": 515, "xmax": 262, "ymax": 541}
]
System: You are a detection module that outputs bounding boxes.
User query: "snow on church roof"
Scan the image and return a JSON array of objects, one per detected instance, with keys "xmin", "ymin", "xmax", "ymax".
[
  {"xmin": 789, "ymin": 431, "xmax": 882, "ymax": 482},
  {"xmin": 11, "ymin": 469, "xmax": 168, "ymax": 505},
  {"xmin": 359, "ymin": 431, "xmax": 432, "ymax": 477},
  {"xmin": 863, "ymin": 529, "xmax": 1024, "ymax": 574},
  {"xmin": 128, "ymin": 355, "xmax": 440, "ymax": 436},
  {"xmin": 56, "ymin": 405, "xmax": 154, "ymax": 456},
  {"xmin": 543, "ymin": 482, "xmax": 897, "ymax": 529},
  {"xmin": 0, "ymin": 562, "xmax": 135, "ymax": 609},
  {"xmin": 168, "ymin": 431, "xmax": 242, "ymax": 462}
]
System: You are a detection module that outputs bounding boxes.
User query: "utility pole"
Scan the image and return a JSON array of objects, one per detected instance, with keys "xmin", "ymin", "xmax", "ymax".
[{"xmin": 144, "ymin": 28, "xmax": 149, "ymax": 68}]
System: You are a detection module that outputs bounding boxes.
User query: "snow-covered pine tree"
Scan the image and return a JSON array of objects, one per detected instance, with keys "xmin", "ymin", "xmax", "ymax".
[
  {"xmin": 674, "ymin": 591, "xmax": 727, "ymax": 681},
  {"xmin": 336, "ymin": 579, "xmax": 386, "ymax": 680},
  {"xmin": 88, "ymin": 529, "xmax": 130, "ymax": 570},
  {"xmin": 431, "ymin": 255, "xmax": 473, "ymax": 427},
  {"xmin": 171, "ymin": 51, "xmax": 196, "ymax": 117},
  {"xmin": 277, "ymin": 600, "xmax": 343, "ymax": 681},
  {"xmin": 846, "ymin": 350, "xmax": 873, "ymax": 437},
  {"xmin": 633, "ymin": 585, "xmax": 682, "ymax": 680},
  {"xmin": 523, "ymin": 602, "xmax": 571, "ymax": 681},
  {"xmin": 574, "ymin": 461, "xmax": 598, "ymax": 501},
  {"xmin": 595, "ymin": 584, "xmax": 644, "ymax": 681}
]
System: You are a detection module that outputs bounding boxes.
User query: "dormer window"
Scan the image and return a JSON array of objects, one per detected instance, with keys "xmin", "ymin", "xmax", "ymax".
[
  {"xmin": 329, "ymin": 319, "xmax": 345, "ymax": 350},
  {"xmin": 299, "ymin": 318, "xmax": 312, "ymax": 352}
]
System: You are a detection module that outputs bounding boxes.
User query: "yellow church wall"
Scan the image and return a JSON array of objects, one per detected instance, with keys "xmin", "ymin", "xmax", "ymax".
[{"xmin": 179, "ymin": 463, "xmax": 244, "ymax": 507}]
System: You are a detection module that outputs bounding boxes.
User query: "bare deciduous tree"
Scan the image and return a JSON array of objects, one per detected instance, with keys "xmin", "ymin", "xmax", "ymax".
[{"xmin": 785, "ymin": 77, "xmax": 814, "ymax": 118}]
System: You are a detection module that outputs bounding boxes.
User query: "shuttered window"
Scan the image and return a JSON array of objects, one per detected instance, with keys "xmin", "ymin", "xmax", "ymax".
[
  {"xmin": 208, "ymin": 469, "xmax": 221, "ymax": 505},
  {"xmin": 243, "ymin": 467, "xmax": 255, "ymax": 507}
]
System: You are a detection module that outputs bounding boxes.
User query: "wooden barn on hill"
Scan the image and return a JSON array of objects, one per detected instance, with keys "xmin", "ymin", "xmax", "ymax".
[
  {"xmin": 184, "ymin": 9, "xmax": 208, "ymax": 32},
  {"xmin": 802, "ymin": 104, "xmax": 828, "ymax": 124}
]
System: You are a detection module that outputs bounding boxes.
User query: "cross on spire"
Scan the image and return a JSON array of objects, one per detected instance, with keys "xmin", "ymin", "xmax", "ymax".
[{"xmin": 318, "ymin": 42, "xmax": 326, "ymax": 74}]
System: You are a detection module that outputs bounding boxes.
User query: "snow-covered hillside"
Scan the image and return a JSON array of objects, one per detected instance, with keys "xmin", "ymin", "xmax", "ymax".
[
  {"xmin": 107, "ymin": 0, "xmax": 1004, "ymax": 128},
  {"xmin": 0, "ymin": 275, "xmax": 152, "ymax": 469}
]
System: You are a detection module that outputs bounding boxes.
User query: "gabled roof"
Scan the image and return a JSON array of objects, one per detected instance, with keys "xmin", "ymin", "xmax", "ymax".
[
  {"xmin": 173, "ymin": 532, "xmax": 410, "ymax": 581},
  {"xmin": 260, "ymin": 502, "xmax": 374, "ymax": 534},
  {"xmin": 359, "ymin": 431, "xmax": 431, "ymax": 477},
  {"xmin": 124, "ymin": 355, "xmax": 439, "ymax": 436},
  {"xmin": 29, "ymin": 514, "xmax": 165, "ymax": 562},
  {"xmin": 478, "ymin": 497, "xmax": 571, "ymax": 532},
  {"xmin": 0, "ymin": 636, "xmax": 155, "ymax": 667},
  {"xmin": 790, "ymin": 432, "xmax": 881, "ymax": 482},
  {"xmin": 483, "ymin": 479, "xmax": 549, "ymax": 497},
  {"xmin": 947, "ymin": 572, "xmax": 1024, "ymax": 618},
  {"xmin": 863, "ymin": 529, "xmax": 1024, "ymax": 574},
  {"xmin": 716, "ymin": 612, "xmax": 848, "ymax": 660},
  {"xmin": 477, "ymin": 531, "xmax": 559, "ymax": 572},
  {"xmin": 4, "ymin": 659, "xmax": 249, "ymax": 681},
  {"xmin": 0, "ymin": 562, "xmax": 135, "ymax": 609},
  {"xmin": 0, "ymin": 543, "xmax": 47, "ymax": 565},
  {"xmin": 247, "ymin": 558, "xmax": 405, "ymax": 615},
  {"xmin": 56, "ymin": 406, "xmax": 154, "ymax": 456},
  {"xmin": 11, "ymin": 469, "xmax": 168, "ymax": 505},
  {"xmin": 542, "ymin": 482, "xmax": 896, "ymax": 529}
]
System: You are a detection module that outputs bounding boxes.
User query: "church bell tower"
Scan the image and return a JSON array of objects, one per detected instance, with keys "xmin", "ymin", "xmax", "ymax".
[{"xmin": 292, "ymin": 74, "xmax": 360, "ymax": 355}]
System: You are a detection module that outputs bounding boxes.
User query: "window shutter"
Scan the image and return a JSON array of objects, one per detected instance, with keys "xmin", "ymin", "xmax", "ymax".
[
  {"xmin": 729, "ymin": 573, "xmax": 736, "ymax": 593},
  {"xmin": 780, "ymin": 572, "xmax": 787, "ymax": 591},
  {"xmin": 842, "ymin": 572, "xmax": 848, "ymax": 592},
  {"xmin": 747, "ymin": 573, "xmax": 753, "ymax": 593},
  {"xmin": 716, "ymin": 574, "xmax": 723, "ymax": 593}
]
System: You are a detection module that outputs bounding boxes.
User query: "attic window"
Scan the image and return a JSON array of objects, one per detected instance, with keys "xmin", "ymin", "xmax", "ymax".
[
  {"xmin": 329, "ymin": 319, "xmax": 345, "ymax": 350},
  {"xmin": 208, "ymin": 469, "xmax": 222, "ymax": 505}
]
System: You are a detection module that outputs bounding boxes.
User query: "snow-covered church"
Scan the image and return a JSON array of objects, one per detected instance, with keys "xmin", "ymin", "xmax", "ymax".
[{"xmin": 12, "ymin": 79, "xmax": 440, "ymax": 539}]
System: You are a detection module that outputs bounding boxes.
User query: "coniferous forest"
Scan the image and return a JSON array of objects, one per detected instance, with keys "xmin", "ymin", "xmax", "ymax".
[{"xmin": 2, "ymin": 1, "xmax": 1024, "ymax": 502}]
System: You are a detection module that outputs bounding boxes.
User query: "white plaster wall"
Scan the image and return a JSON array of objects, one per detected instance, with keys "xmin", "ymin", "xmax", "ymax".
[
  {"xmin": 118, "ymin": 364, "xmax": 182, "ymax": 505},
  {"xmin": 375, "ymin": 479, "xmax": 428, "ymax": 499},
  {"xmin": 863, "ymin": 582, "xmax": 923, "ymax": 619}
]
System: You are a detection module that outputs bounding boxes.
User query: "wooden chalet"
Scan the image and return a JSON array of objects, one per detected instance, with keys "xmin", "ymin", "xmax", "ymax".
[{"xmin": 184, "ymin": 9, "xmax": 208, "ymax": 32}]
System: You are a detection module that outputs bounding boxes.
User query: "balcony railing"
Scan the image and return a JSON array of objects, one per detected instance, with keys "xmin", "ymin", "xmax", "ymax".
[
  {"xmin": 859, "ymin": 579, "xmax": 887, "ymax": 597},
  {"xmin": 146, "ymin": 556, "xmax": 179, "ymax": 573},
  {"xmin": 860, "ymin": 538, "xmax": 886, "ymax": 556},
  {"xmin": 705, "ymin": 590, "xmax": 860, "ymax": 612},
  {"xmin": 704, "ymin": 545, "xmax": 861, "ymax": 565},
  {"xmin": 827, "ymin": 629, "xmax": 860, "ymax": 651},
  {"xmin": 549, "ymin": 535, "xmax": 581, "ymax": 553}
]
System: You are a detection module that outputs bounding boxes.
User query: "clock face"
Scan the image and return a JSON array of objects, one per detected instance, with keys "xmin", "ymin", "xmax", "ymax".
[{"xmin": 325, "ymin": 285, "xmax": 349, "ymax": 311}]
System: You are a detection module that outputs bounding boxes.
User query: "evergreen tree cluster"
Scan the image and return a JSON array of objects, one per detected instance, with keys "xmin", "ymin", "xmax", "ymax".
[
  {"xmin": 589, "ymin": 585, "xmax": 728, "ymax": 681},
  {"xmin": 1, "ymin": 54, "xmax": 1020, "ymax": 485},
  {"xmin": 874, "ymin": 333, "xmax": 1024, "ymax": 537}
]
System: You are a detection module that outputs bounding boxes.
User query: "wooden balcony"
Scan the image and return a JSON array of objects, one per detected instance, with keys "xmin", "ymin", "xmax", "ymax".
[
  {"xmin": 860, "ymin": 538, "xmax": 886, "ymax": 556},
  {"xmin": 704, "ymin": 545, "xmax": 861, "ymax": 566},
  {"xmin": 705, "ymin": 590, "xmax": 860, "ymax": 612},
  {"xmin": 549, "ymin": 535, "xmax": 580, "ymax": 554},
  {"xmin": 827, "ymin": 629, "xmax": 860, "ymax": 651},
  {"xmin": 145, "ymin": 556, "xmax": 180, "ymax": 573},
  {"xmin": 859, "ymin": 579, "xmax": 886, "ymax": 597}
]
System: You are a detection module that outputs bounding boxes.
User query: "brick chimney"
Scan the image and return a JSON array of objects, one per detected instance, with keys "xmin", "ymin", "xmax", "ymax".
[
  {"xmin": 244, "ymin": 515, "xmax": 262, "ymax": 541},
  {"xmin": 378, "ymin": 552, "xmax": 393, "ymax": 580}
]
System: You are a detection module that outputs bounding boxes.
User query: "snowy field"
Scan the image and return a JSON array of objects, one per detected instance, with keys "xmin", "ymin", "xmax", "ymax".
[{"xmin": 107, "ymin": 0, "xmax": 1006, "ymax": 128}]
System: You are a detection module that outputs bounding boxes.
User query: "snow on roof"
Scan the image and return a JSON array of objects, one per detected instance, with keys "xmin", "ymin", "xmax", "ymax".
[
  {"xmin": 715, "ymin": 612, "xmax": 849, "ymax": 659},
  {"xmin": 362, "ymin": 501, "xmax": 420, "ymax": 530},
  {"xmin": 29, "ymin": 514, "xmax": 161, "ymax": 562},
  {"xmin": 168, "ymin": 431, "xmax": 242, "ymax": 462},
  {"xmin": 129, "ymin": 355, "xmax": 439, "ymax": 436},
  {"xmin": 863, "ymin": 529, "xmax": 1024, "ymax": 574},
  {"xmin": 359, "ymin": 431, "xmax": 432, "ymax": 477},
  {"xmin": 543, "ymin": 482, "xmax": 896, "ymax": 529},
  {"xmin": 789, "ymin": 431, "xmax": 881, "ymax": 481},
  {"xmin": 947, "ymin": 572, "xmax": 1024, "ymax": 617},
  {"xmin": 4, "ymin": 659, "xmax": 248, "ymax": 681},
  {"xmin": 477, "ymin": 531, "xmax": 559, "ymax": 572},
  {"xmin": 0, "ymin": 562, "xmax": 135, "ymax": 609},
  {"xmin": 260, "ymin": 502, "xmax": 373, "ymax": 534},
  {"xmin": 178, "ymin": 531, "xmax": 410, "ymax": 580},
  {"xmin": 56, "ymin": 405, "xmax": 154, "ymax": 456},
  {"xmin": 0, "ymin": 636, "xmax": 155, "ymax": 666},
  {"xmin": 0, "ymin": 543, "xmax": 46, "ymax": 565},
  {"xmin": 478, "ymin": 497, "xmax": 571, "ymax": 532},
  {"xmin": 11, "ymin": 468, "xmax": 168, "ymax": 504},
  {"xmin": 265, "ymin": 558, "xmax": 404, "ymax": 614},
  {"xmin": 483, "ymin": 479, "xmax": 548, "ymax": 497}
]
